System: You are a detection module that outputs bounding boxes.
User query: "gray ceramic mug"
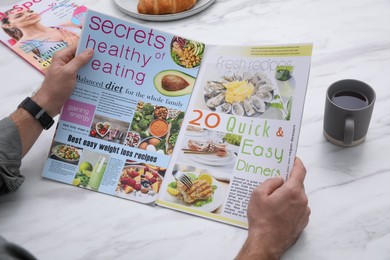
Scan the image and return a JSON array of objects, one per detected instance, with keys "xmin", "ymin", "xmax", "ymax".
[{"xmin": 323, "ymin": 79, "xmax": 376, "ymax": 147}]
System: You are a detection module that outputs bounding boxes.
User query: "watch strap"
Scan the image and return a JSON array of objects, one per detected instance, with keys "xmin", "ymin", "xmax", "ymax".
[{"xmin": 18, "ymin": 97, "xmax": 54, "ymax": 130}]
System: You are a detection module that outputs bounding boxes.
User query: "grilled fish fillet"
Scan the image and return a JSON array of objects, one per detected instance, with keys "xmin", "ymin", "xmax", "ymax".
[{"xmin": 177, "ymin": 180, "xmax": 213, "ymax": 203}]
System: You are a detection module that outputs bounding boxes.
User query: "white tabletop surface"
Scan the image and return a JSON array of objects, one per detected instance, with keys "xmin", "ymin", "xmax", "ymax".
[{"xmin": 1, "ymin": 0, "xmax": 390, "ymax": 259}]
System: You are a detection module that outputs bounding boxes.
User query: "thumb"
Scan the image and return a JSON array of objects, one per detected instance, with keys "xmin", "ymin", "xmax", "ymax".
[
  {"xmin": 66, "ymin": 48, "xmax": 94, "ymax": 73},
  {"xmin": 260, "ymin": 176, "xmax": 285, "ymax": 196}
]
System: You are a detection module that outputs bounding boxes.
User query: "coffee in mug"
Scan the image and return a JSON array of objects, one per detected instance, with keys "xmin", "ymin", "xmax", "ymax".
[
  {"xmin": 323, "ymin": 79, "xmax": 375, "ymax": 147},
  {"xmin": 331, "ymin": 90, "xmax": 369, "ymax": 109}
]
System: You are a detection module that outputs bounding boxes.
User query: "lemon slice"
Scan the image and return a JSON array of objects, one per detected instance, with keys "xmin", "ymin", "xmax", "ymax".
[
  {"xmin": 224, "ymin": 80, "xmax": 242, "ymax": 90},
  {"xmin": 167, "ymin": 187, "xmax": 179, "ymax": 196},
  {"xmin": 198, "ymin": 174, "xmax": 213, "ymax": 185},
  {"xmin": 224, "ymin": 81, "xmax": 254, "ymax": 103},
  {"xmin": 234, "ymin": 82, "xmax": 254, "ymax": 95},
  {"xmin": 72, "ymin": 178, "xmax": 80, "ymax": 186}
]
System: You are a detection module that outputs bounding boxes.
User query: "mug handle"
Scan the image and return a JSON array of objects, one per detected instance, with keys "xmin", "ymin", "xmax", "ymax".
[{"xmin": 344, "ymin": 116, "xmax": 354, "ymax": 145}]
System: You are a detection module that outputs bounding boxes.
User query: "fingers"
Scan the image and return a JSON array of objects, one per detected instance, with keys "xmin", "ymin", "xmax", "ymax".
[
  {"xmin": 52, "ymin": 44, "xmax": 78, "ymax": 64},
  {"xmin": 66, "ymin": 48, "xmax": 94, "ymax": 73},
  {"xmin": 288, "ymin": 157, "xmax": 307, "ymax": 184},
  {"xmin": 51, "ymin": 46, "xmax": 93, "ymax": 74},
  {"xmin": 260, "ymin": 176, "xmax": 285, "ymax": 196}
]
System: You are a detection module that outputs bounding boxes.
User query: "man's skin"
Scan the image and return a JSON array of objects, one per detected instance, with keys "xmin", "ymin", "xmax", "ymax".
[{"xmin": 236, "ymin": 157, "xmax": 310, "ymax": 260}]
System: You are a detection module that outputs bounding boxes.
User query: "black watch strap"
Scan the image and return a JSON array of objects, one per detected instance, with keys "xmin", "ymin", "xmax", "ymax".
[{"xmin": 18, "ymin": 97, "xmax": 54, "ymax": 130}]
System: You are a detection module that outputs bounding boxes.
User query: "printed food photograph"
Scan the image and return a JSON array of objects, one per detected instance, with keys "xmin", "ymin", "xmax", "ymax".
[
  {"xmin": 49, "ymin": 142, "xmax": 82, "ymax": 165},
  {"xmin": 165, "ymin": 164, "xmax": 227, "ymax": 213},
  {"xmin": 201, "ymin": 71, "xmax": 292, "ymax": 120},
  {"xmin": 128, "ymin": 101, "xmax": 185, "ymax": 155},
  {"xmin": 185, "ymin": 125, "xmax": 209, "ymax": 137},
  {"xmin": 171, "ymin": 36, "xmax": 205, "ymax": 68},
  {"xmin": 275, "ymin": 65, "xmax": 294, "ymax": 81},
  {"xmin": 72, "ymin": 150, "xmax": 109, "ymax": 191},
  {"xmin": 274, "ymin": 65, "xmax": 295, "ymax": 120},
  {"xmin": 178, "ymin": 127, "xmax": 241, "ymax": 181},
  {"xmin": 115, "ymin": 164, "xmax": 163, "ymax": 203},
  {"xmin": 72, "ymin": 161, "xmax": 93, "ymax": 188},
  {"xmin": 154, "ymin": 69, "xmax": 195, "ymax": 97},
  {"xmin": 122, "ymin": 159, "xmax": 167, "ymax": 177},
  {"xmin": 89, "ymin": 114, "xmax": 129, "ymax": 144}
]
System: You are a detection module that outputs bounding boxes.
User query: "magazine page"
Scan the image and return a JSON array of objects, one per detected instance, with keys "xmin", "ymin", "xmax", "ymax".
[
  {"xmin": 0, "ymin": 0, "xmax": 87, "ymax": 74},
  {"xmin": 42, "ymin": 9, "xmax": 205, "ymax": 204},
  {"xmin": 157, "ymin": 44, "xmax": 313, "ymax": 228}
]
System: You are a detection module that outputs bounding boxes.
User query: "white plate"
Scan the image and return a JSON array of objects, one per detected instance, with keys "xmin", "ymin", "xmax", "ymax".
[
  {"xmin": 185, "ymin": 129, "xmax": 209, "ymax": 137},
  {"xmin": 187, "ymin": 150, "xmax": 236, "ymax": 166},
  {"xmin": 113, "ymin": 0, "xmax": 216, "ymax": 21},
  {"xmin": 165, "ymin": 176, "xmax": 225, "ymax": 212}
]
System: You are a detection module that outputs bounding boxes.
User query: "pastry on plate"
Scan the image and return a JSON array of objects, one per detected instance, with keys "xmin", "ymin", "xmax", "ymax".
[{"xmin": 138, "ymin": 0, "xmax": 197, "ymax": 15}]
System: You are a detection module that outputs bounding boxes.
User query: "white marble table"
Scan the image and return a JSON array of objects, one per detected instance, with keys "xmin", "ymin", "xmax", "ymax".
[{"xmin": 1, "ymin": 0, "xmax": 390, "ymax": 259}]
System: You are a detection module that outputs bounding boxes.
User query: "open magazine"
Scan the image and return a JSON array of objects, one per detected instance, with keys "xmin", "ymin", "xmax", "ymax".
[
  {"xmin": 42, "ymin": 9, "xmax": 313, "ymax": 228},
  {"xmin": 0, "ymin": 0, "xmax": 87, "ymax": 74}
]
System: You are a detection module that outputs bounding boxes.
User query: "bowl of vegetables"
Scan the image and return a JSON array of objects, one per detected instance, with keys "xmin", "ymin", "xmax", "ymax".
[
  {"xmin": 171, "ymin": 36, "xmax": 204, "ymax": 68},
  {"xmin": 51, "ymin": 144, "xmax": 80, "ymax": 162}
]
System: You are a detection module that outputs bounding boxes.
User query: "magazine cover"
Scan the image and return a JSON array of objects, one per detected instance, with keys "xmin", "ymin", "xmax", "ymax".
[
  {"xmin": 0, "ymin": 0, "xmax": 87, "ymax": 74},
  {"xmin": 41, "ymin": 9, "xmax": 313, "ymax": 228}
]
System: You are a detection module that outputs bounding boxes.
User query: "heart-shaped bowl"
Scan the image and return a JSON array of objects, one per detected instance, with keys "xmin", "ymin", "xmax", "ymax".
[{"xmin": 96, "ymin": 122, "xmax": 111, "ymax": 137}]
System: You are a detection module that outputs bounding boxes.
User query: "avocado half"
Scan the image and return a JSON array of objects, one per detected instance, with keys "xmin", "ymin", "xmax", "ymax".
[{"xmin": 154, "ymin": 70, "xmax": 195, "ymax": 97}]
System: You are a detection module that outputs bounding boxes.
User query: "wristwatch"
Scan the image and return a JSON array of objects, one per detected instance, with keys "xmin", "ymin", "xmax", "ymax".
[{"xmin": 18, "ymin": 97, "xmax": 54, "ymax": 130}]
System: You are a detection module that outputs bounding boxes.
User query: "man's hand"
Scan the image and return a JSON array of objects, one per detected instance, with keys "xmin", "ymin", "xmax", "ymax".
[
  {"xmin": 32, "ymin": 45, "xmax": 94, "ymax": 117},
  {"xmin": 236, "ymin": 157, "xmax": 310, "ymax": 260},
  {"xmin": 11, "ymin": 45, "xmax": 93, "ymax": 156}
]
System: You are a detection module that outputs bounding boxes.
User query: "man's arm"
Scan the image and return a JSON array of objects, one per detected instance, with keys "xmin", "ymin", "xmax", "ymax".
[
  {"xmin": 0, "ymin": 45, "xmax": 93, "ymax": 193},
  {"xmin": 9, "ymin": 45, "xmax": 93, "ymax": 157},
  {"xmin": 236, "ymin": 157, "xmax": 310, "ymax": 260}
]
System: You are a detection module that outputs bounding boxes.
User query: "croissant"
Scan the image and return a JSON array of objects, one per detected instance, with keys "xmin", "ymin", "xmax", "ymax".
[{"xmin": 138, "ymin": 0, "xmax": 197, "ymax": 15}]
